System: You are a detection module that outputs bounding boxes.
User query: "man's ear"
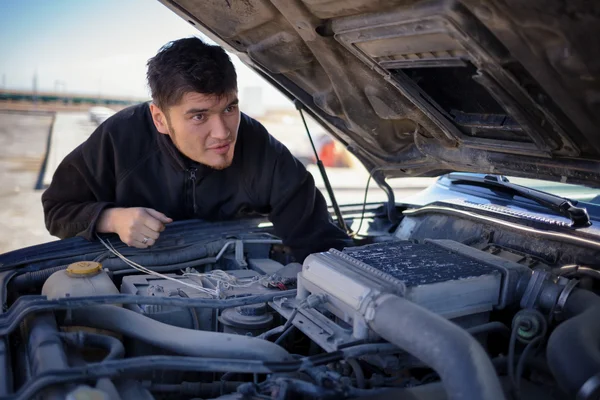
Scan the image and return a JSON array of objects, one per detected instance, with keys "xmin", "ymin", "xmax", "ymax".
[{"xmin": 149, "ymin": 103, "xmax": 169, "ymax": 135}]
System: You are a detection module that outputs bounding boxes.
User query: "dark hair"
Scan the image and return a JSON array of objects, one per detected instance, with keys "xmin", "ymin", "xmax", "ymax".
[{"xmin": 147, "ymin": 37, "xmax": 237, "ymax": 109}]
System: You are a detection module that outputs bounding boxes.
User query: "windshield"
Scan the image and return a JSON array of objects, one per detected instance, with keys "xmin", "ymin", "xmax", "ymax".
[
  {"xmin": 316, "ymin": 167, "xmax": 600, "ymax": 208},
  {"xmin": 505, "ymin": 176, "xmax": 600, "ymax": 205}
]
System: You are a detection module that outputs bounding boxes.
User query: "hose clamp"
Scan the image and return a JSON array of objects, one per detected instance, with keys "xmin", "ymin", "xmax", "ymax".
[
  {"xmin": 552, "ymin": 278, "xmax": 579, "ymax": 323},
  {"xmin": 520, "ymin": 270, "xmax": 551, "ymax": 309}
]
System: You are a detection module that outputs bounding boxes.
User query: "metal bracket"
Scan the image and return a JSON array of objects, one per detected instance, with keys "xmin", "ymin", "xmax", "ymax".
[{"xmin": 235, "ymin": 240, "xmax": 247, "ymax": 268}]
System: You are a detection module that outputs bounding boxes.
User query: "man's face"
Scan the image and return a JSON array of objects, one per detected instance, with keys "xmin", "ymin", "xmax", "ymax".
[{"xmin": 151, "ymin": 90, "xmax": 240, "ymax": 169}]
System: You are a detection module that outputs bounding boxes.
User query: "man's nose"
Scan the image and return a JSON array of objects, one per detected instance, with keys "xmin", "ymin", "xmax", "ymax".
[{"xmin": 210, "ymin": 115, "xmax": 230, "ymax": 140}]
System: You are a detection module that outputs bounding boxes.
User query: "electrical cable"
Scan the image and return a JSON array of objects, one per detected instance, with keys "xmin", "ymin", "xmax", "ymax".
[
  {"xmin": 467, "ymin": 322, "xmax": 511, "ymax": 337},
  {"xmin": 275, "ymin": 307, "xmax": 301, "ymax": 345},
  {"xmin": 274, "ymin": 296, "xmax": 319, "ymax": 345},
  {"xmin": 280, "ymin": 308, "xmax": 300, "ymax": 332},
  {"xmin": 508, "ymin": 321, "xmax": 520, "ymax": 395},
  {"xmin": 274, "ymin": 324, "xmax": 295, "ymax": 345},
  {"xmin": 354, "ymin": 173, "xmax": 373, "ymax": 236},
  {"xmin": 355, "ymin": 166, "xmax": 391, "ymax": 236},
  {"xmin": 508, "ymin": 311, "xmax": 548, "ymax": 398},
  {"xmin": 257, "ymin": 325, "xmax": 285, "ymax": 340},
  {"xmin": 515, "ymin": 336, "xmax": 543, "ymax": 391},
  {"xmin": 97, "ymin": 236, "xmax": 218, "ymax": 296},
  {"xmin": 96, "ymin": 236, "xmax": 270, "ymax": 298},
  {"xmin": 112, "ymin": 258, "xmax": 217, "ymax": 275}
]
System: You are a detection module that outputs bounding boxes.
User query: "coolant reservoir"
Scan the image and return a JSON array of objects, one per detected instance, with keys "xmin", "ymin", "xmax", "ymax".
[{"xmin": 42, "ymin": 261, "xmax": 119, "ymax": 299}]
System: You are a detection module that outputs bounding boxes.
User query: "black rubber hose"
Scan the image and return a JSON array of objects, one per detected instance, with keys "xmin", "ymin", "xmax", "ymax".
[
  {"xmin": 26, "ymin": 313, "xmax": 69, "ymax": 400},
  {"xmin": 267, "ymin": 377, "xmax": 392, "ymax": 399},
  {"xmin": 257, "ymin": 325, "xmax": 285, "ymax": 340},
  {"xmin": 66, "ymin": 305, "xmax": 291, "ymax": 362},
  {"xmin": 368, "ymin": 295, "xmax": 505, "ymax": 400},
  {"xmin": 347, "ymin": 358, "xmax": 366, "ymax": 389},
  {"xmin": 515, "ymin": 336, "xmax": 543, "ymax": 391},
  {"xmin": 148, "ymin": 381, "xmax": 243, "ymax": 396},
  {"xmin": 274, "ymin": 325, "xmax": 295, "ymax": 345},
  {"xmin": 10, "ymin": 257, "xmax": 215, "ymax": 289},
  {"xmin": 11, "ymin": 265, "xmax": 68, "ymax": 291},
  {"xmin": 12, "ymin": 257, "xmax": 217, "ymax": 290},
  {"xmin": 9, "ymin": 242, "xmax": 218, "ymax": 287},
  {"xmin": 0, "ymin": 338, "xmax": 11, "ymax": 396},
  {"xmin": 101, "ymin": 243, "xmax": 211, "ymax": 268},
  {"xmin": 467, "ymin": 322, "xmax": 510, "ymax": 337},
  {"xmin": 58, "ymin": 331, "xmax": 125, "ymax": 361},
  {"xmin": 547, "ymin": 289, "xmax": 600, "ymax": 396}
]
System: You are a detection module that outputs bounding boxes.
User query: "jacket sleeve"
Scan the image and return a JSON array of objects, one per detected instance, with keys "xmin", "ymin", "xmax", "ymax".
[
  {"xmin": 248, "ymin": 120, "xmax": 352, "ymax": 262},
  {"xmin": 41, "ymin": 126, "xmax": 117, "ymax": 240}
]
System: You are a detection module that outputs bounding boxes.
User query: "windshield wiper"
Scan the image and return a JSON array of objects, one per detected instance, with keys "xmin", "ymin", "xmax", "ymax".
[{"xmin": 447, "ymin": 173, "xmax": 591, "ymax": 228}]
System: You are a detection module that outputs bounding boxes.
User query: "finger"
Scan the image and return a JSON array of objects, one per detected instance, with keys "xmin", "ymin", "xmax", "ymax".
[
  {"xmin": 126, "ymin": 238, "xmax": 147, "ymax": 249},
  {"xmin": 145, "ymin": 208, "xmax": 173, "ymax": 224},
  {"xmin": 119, "ymin": 233, "xmax": 141, "ymax": 248},
  {"xmin": 139, "ymin": 225, "xmax": 160, "ymax": 241},
  {"xmin": 141, "ymin": 213, "xmax": 165, "ymax": 233},
  {"xmin": 133, "ymin": 241, "xmax": 149, "ymax": 249},
  {"xmin": 141, "ymin": 237, "xmax": 155, "ymax": 247},
  {"xmin": 132, "ymin": 232, "xmax": 154, "ymax": 248}
]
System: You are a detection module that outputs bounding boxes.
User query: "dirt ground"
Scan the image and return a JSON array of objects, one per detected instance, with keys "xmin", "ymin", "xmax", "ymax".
[{"xmin": 0, "ymin": 111, "xmax": 57, "ymax": 254}]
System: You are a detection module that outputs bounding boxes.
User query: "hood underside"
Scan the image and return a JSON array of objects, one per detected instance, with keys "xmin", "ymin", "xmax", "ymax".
[{"xmin": 159, "ymin": 0, "xmax": 600, "ymax": 187}]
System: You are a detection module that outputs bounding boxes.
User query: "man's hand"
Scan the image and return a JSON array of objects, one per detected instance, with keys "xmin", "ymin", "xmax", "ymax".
[{"xmin": 97, "ymin": 207, "xmax": 172, "ymax": 248}]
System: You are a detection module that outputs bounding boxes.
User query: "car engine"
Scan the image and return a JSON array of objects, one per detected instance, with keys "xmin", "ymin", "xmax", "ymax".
[{"xmin": 1, "ymin": 216, "xmax": 599, "ymax": 400}]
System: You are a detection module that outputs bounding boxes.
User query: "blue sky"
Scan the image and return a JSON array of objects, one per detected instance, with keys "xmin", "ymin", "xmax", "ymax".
[{"xmin": 0, "ymin": 0, "xmax": 291, "ymax": 107}]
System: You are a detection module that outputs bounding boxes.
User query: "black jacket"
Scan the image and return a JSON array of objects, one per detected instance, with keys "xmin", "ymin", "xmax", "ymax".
[{"xmin": 42, "ymin": 103, "xmax": 350, "ymax": 261}]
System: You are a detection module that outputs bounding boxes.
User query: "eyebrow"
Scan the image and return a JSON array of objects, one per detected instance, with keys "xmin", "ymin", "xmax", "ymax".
[{"xmin": 184, "ymin": 98, "xmax": 239, "ymax": 115}]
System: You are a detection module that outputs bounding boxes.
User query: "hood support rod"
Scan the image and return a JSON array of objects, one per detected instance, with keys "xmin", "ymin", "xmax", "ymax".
[{"xmin": 295, "ymin": 100, "xmax": 350, "ymax": 234}]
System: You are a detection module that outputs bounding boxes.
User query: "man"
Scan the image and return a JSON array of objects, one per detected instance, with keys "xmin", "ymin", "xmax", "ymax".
[{"xmin": 42, "ymin": 37, "xmax": 350, "ymax": 261}]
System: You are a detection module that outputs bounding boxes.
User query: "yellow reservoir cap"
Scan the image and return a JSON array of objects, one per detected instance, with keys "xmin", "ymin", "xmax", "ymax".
[{"xmin": 66, "ymin": 261, "xmax": 102, "ymax": 276}]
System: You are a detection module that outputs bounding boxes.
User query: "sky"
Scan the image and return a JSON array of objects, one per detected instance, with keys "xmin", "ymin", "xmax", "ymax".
[{"xmin": 0, "ymin": 0, "xmax": 293, "ymax": 108}]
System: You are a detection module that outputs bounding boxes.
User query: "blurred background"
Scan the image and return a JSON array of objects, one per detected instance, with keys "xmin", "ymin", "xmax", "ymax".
[{"xmin": 0, "ymin": 0, "xmax": 434, "ymax": 253}]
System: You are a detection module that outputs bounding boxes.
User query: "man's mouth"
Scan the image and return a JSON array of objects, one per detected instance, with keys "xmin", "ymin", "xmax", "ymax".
[{"xmin": 209, "ymin": 142, "xmax": 231, "ymax": 155}]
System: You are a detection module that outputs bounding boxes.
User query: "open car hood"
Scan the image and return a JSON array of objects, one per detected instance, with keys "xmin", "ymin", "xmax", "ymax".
[{"xmin": 159, "ymin": 0, "xmax": 600, "ymax": 187}]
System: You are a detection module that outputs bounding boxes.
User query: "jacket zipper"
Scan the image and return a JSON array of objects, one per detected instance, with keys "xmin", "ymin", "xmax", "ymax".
[{"xmin": 188, "ymin": 167, "xmax": 198, "ymax": 215}]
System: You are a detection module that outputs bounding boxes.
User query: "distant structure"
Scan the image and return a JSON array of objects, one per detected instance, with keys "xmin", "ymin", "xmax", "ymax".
[
  {"xmin": 32, "ymin": 72, "xmax": 39, "ymax": 106},
  {"xmin": 0, "ymin": 89, "xmax": 146, "ymax": 107}
]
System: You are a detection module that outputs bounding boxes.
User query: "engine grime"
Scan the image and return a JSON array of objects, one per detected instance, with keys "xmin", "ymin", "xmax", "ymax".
[
  {"xmin": 298, "ymin": 239, "xmax": 504, "ymax": 323},
  {"xmin": 342, "ymin": 240, "xmax": 501, "ymax": 287}
]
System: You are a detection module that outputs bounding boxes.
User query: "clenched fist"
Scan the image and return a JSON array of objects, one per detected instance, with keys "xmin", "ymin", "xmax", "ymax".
[{"xmin": 97, "ymin": 207, "xmax": 172, "ymax": 248}]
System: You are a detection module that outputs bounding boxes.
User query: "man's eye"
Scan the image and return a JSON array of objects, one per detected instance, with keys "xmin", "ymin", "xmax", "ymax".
[
  {"xmin": 192, "ymin": 114, "xmax": 205, "ymax": 121},
  {"xmin": 224, "ymin": 105, "xmax": 238, "ymax": 113}
]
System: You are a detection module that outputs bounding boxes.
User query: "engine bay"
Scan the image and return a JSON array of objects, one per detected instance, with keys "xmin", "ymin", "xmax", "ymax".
[{"xmin": 1, "ymin": 211, "xmax": 599, "ymax": 400}]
